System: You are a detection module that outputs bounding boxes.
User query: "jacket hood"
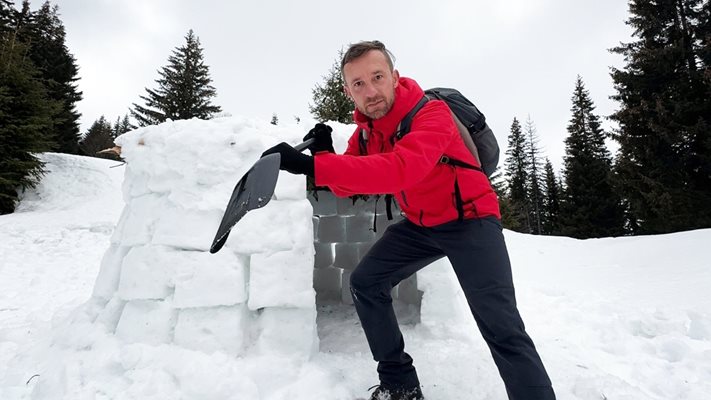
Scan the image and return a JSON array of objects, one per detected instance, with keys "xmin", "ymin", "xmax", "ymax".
[{"xmin": 353, "ymin": 77, "xmax": 425, "ymax": 134}]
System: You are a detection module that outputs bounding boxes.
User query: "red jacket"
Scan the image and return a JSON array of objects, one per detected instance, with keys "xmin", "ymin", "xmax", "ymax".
[{"xmin": 314, "ymin": 77, "xmax": 500, "ymax": 226}]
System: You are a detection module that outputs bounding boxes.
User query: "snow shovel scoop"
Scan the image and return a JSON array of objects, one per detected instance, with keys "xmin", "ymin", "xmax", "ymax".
[{"xmin": 209, "ymin": 138, "xmax": 315, "ymax": 254}]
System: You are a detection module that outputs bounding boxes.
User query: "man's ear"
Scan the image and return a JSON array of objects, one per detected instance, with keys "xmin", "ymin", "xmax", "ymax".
[
  {"xmin": 392, "ymin": 69, "xmax": 400, "ymax": 88},
  {"xmin": 343, "ymin": 85, "xmax": 352, "ymax": 100}
]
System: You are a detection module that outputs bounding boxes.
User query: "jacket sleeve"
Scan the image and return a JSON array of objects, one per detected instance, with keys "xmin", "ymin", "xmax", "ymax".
[
  {"xmin": 321, "ymin": 128, "xmax": 363, "ymax": 197},
  {"xmin": 343, "ymin": 128, "xmax": 361, "ymax": 156},
  {"xmin": 314, "ymin": 101, "xmax": 456, "ymax": 195}
]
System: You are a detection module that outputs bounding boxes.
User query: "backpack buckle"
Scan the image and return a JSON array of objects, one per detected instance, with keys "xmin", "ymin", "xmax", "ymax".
[{"xmin": 440, "ymin": 155, "xmax": 450, "ymax": 164}]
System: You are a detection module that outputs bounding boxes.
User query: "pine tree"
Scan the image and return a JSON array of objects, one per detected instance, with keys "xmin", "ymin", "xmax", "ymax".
[
  {"xmin": 610, "ymin": 0, "xmax": 711, "ymax": 233},
  {"xmin": 79, "ymin": 116, "xmax": 115, "ymax": 159},
  {"xmin": 132, "ymin": 29, "xmax": 221, "ymax": 126},
  {"xmin": 113, "ymin": 114, "xmax": 131, "ymax": 139},
  {"xmin": 309, "ymin": 50, "xmax": 353, "ymax": 123},
  {"xmin": 561, "ymin": 77, "xmax": 625, "ymax": 238},
  {"xmin": 504, "ymin": 117, "xmax": 531, "ymax": 232},
  {"xmin": 270, "ymin": 113, "xmax": 278, "ymax": 125},
  {"xmin": 699, "ymin": 2, "xmax": 711, "ymax": 71},
  {"xmin": 490, "ymin": 167, "xmax": 519, "ymax": 231},
  {"xmin": 0, "ymin": 11, "xmax": 60, "ymax": 213},
  {"xmin": 693, "ymin": 1, "xmax": 711, "ymax": 219},
  {"xmin": 1, "ymin": 1, "xmax": 14, "ymax": 34},
  {"xmin": 525, "ymin": 117, "xmax": 545, "ymax": 235},
  {"xmin": 542, "ymin": 159, "xmax": 561, "ymax": 235},
  {"xmin": 20, "ymin": 1, "xmax": 82, "ymax": 154}
]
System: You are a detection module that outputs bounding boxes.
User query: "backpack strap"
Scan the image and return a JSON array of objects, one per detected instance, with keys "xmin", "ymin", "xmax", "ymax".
[
  {"xmin": 438, "ymin": 155, "xmax": 483, "ymax": 173},
  {"xmin": 397, "ymin": 95, "xmax": 429, "ymax": 140},
  {"xmin": 359, "ymin": 120, "xmax": 375, "ymax": 155},
  {"xmin": 371, "ymin": 194, "xmax": 396, "ymax": 233},
  {"xmin": 400, "ymin": 95, "xmax": 486, "ymax": 176},
  {"xmin": 359, "ymin": 128, "xmax": 367, "ymax": 155}
]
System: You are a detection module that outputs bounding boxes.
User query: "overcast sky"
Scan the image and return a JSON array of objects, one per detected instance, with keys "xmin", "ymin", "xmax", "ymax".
[{"xmin": 51, "ymin": 0, "xmax": 633, "ymax": 171}]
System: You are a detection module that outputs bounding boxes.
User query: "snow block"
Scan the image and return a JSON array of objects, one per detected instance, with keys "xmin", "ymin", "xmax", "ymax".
[
  {"xmin": 334, "ymin": 243, "xmax": 360, "ymax": 271},
  {"xmin": 352, "ymin": 196, "xmax": 377, "ymax": 216},
  {"xmin": 341, "ymin": 270, "xmax": 353, "ymax": 305},
  {"xmin": 274, "ymin": 172, "xmax": 307, "ymax": 200},
  {"xmin": 336, "ymin": 196, "xmax": 357, "ymax": 215},
  {"xmin": 94, "ymin": 296, "xmax": 126, "ymax": 334},
  {"xmin": 256, "ymin": 307, "xmax": 318, "ymax": 358},
  {"xmin": 152, "ymin": 206, "xmax": 223, "ymax": 251},
  {"xmin": 174, "ymin": 305, "xmax": 250, "ymax": 355},
  {"xmin": 173, "ymin": 251, "xmax": 247, "ymax": 308},
  {"xmin": 417, "ymin": 260, "xmax": 473, "ymax": 332},
  {"xmin": 313, "ymin": 242, "xmax": 334, "ymax": 269},
  {"xmin": 248, "ymin": 249, "xmax": 315, "ymax": 310},
  {"xmin": 117, "ymin": 246, "xmax": 176, "ymax": 300},
  {"xmin": 117, "ymin": 245, "xmax": 177, "ymax": 301},
  {"xmin": 147, "ymin": 168, "xmax": 184, "ymax": 194},
  {"xmin": 109, "ymin": 207, "xmax": 129, "ymax": 244},
  {"xmin": 397, "ymin": 274, "xmax": 422, "ymax": 306},
  {"xmin": 113, "ymin": 193, "xmax": 166, "ymax": 247},
  {"xmin": 316, "ymin": 215, "xmax": 346, "ymax": 243},
  {"xmin": 227, "ymin": 199, "xmax": 313, "ymax": 255},
  {"xmin": 345, "ymin": 215, "xmax": 376, "ymax": 242},
  {"xmin": 312, "ymin": 216, "xmax": 319, "ymax": 240},
  {"xmin": 308, "ymin": 192, "xmax": 337, "ymax": 216},
  {"xmin": 92, "ymin": 244, "xmax": 131, "ymax": 300},
  {"xmin": 122, "ymin": 168, "xmax": 150, "ymax": 199},
  {"xmin": 313, "ymin": 266, "xmax": 342, "ymax": 298},
  {"xmin": 115, "ymin": 299, "xmax": 176, "ymax": 345}
]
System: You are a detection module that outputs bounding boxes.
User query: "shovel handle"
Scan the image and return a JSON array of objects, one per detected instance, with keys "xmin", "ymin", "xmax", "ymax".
[{"xmin": 293, "ymin": 138, "xmax": 316, "ymax": 153}]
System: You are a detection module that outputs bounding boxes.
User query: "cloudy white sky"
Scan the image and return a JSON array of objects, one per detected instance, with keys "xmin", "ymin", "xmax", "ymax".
[{"xmin": 51, "ymin": 0, "xmax": 633, "ymax": 171}]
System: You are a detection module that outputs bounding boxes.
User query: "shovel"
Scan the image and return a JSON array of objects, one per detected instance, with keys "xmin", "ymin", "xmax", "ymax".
[{"xmin": 209, "ymin": 138, "xmax": 314, "ymax": 254}]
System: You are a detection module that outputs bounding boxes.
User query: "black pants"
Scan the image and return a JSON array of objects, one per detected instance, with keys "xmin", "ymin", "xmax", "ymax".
[{"xmin": 349, "ymin": 217, "xmax": 555, "ymax": 400}]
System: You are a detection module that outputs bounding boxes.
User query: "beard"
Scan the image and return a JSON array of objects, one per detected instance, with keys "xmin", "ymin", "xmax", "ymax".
[{"xmin": 357, "ymin": 95, "xmax": 395, "ymax": 120}]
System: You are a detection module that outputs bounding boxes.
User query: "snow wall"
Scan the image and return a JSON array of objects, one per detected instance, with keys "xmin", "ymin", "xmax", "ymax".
[{"xmin": 94, "ymin": 117, "xmax": 328, "ymax": 358}]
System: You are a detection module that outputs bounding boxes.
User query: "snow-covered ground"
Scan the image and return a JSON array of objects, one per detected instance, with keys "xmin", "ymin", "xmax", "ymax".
[{"xmin": 1, "ymin": 129, "xmax": 710, "ymax": 399}]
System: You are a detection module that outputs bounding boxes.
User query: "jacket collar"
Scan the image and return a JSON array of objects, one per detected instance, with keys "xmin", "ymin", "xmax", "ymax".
[{"xmin": 353, "ymin": 77, "xmax": 425, "ymax": 135}]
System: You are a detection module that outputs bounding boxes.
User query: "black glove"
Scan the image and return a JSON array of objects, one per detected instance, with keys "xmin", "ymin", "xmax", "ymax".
[
  {"xmin": 303, "ymin": 123, "xmax": 334, "ymax": 155},
  {"xmin": 261, "ymin": 142, "xmax": 314, "ymax": 177}
]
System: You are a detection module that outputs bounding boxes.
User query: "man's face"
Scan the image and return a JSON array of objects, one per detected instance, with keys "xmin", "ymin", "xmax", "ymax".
[{"xmin": 343, "ymin": 50, "xmax": 400, "ymax": 120}]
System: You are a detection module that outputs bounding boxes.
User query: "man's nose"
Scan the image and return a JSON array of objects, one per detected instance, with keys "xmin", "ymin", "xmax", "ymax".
[{"xmin": 363, "ymin": 83, "xmax": 378, "ymax": 98}]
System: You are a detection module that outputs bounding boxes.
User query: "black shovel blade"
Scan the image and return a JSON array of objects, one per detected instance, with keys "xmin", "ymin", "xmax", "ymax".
[{"xmin": 210, "ymin": 153, "xmax": 281, "ymax": 253}]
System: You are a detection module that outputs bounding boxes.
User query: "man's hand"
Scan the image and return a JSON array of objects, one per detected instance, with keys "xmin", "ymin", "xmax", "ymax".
[
  {"xmin": 261, "ymin": 142, "xmax": 314, "ymax": 177},
  {"xmin": 303, "ymin": 123, "xmax": 334, "ymax": 155}
]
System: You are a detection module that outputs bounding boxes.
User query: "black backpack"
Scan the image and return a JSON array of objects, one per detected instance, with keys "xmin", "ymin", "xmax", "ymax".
[{"xmin": 359, "ymin": 87, "xmax": 500, "ymax": 177}]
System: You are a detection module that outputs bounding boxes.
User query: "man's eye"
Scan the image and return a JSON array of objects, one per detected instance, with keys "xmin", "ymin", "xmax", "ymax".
[{"xmin": 375, "ymin": 74, "xmax": 383, "ymax": 80}]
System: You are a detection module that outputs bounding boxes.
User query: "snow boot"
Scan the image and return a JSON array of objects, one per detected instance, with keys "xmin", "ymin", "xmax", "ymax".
[{"xmin": 366, "ymin": 385, "xmax": 424, "ymax": 400}]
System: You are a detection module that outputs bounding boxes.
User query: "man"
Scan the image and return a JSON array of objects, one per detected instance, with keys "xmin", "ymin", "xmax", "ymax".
[{"xmin": 262, "ymin": 40, "xmax": 555, "ymax": 400}]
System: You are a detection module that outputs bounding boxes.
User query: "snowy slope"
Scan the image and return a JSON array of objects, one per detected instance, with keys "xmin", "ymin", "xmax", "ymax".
[
  {"xmin": 1, "ymin": 145, "xmax": 710, "ymax": 399},
  {"xmin": 0, "ymin": 153, "xmax": 124, "ymax": 367}
]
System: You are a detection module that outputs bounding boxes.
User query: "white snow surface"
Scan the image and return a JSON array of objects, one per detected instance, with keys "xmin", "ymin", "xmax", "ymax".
[{"xmin": 0, "ymin": 116, "xmax": 710, "ymax": 400}]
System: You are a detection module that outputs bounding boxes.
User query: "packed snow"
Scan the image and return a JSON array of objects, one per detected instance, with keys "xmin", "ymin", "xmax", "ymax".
[{"xmin": 0, "ymin": 116, "xmax": 709, "ymax": 400}]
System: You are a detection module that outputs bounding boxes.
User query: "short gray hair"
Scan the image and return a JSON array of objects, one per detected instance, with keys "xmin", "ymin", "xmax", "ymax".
[{"xmin": 340, "ymin": 40, "xmax": 395, "ymax": 79}]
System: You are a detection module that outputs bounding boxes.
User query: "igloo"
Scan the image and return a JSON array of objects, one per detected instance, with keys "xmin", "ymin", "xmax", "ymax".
[{"xmin": 94, "ymin": 117, "xmax": 320, "ymax": 359}]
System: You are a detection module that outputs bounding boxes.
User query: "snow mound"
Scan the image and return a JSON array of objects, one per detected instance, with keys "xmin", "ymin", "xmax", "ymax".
[{"xmin": 15, "ymin": 153, "xmax": 124, "ymax": 215}]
